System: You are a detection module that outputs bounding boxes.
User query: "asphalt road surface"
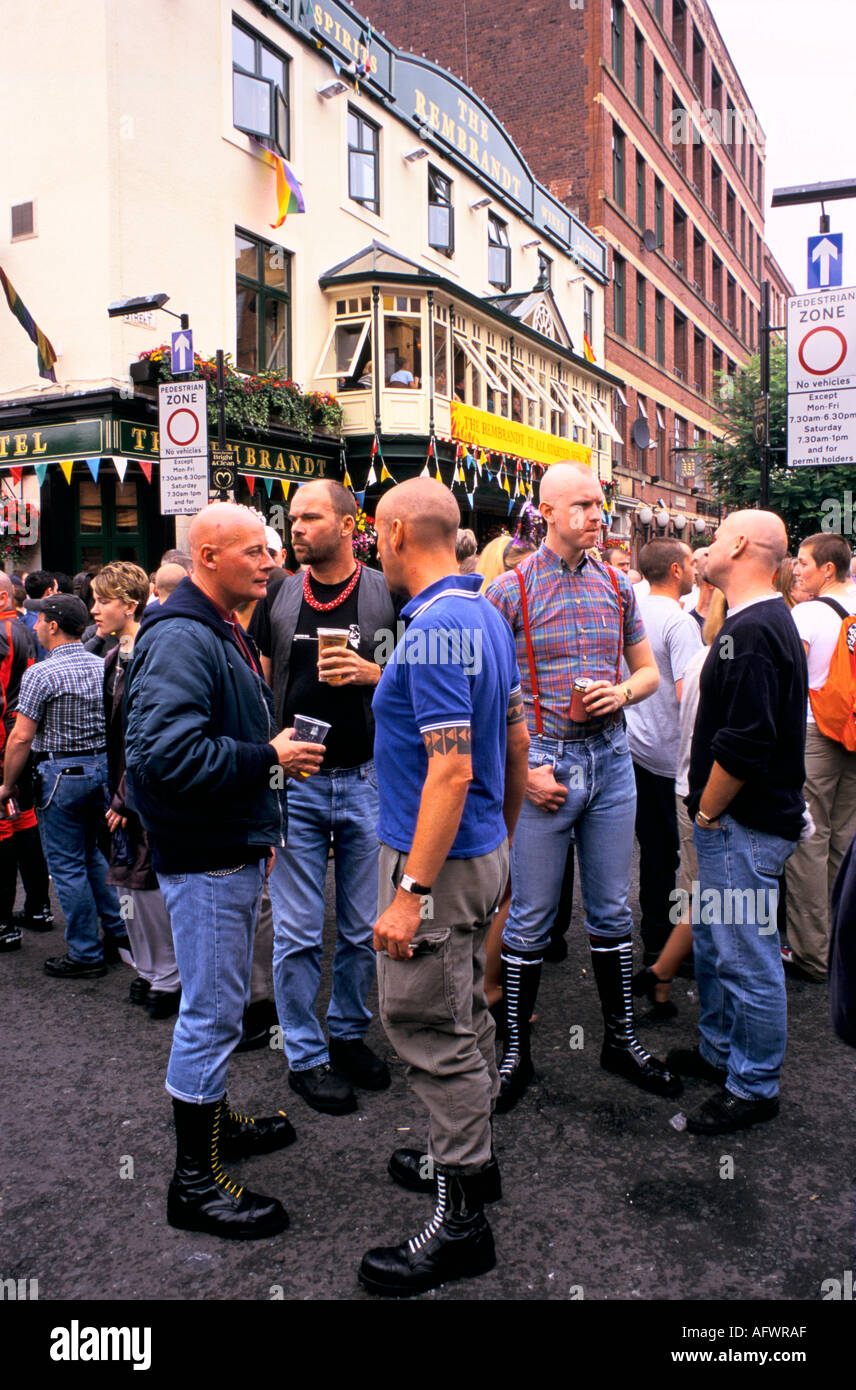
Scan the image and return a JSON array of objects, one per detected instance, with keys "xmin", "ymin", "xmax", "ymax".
[{"xmin": 2, "ymin": 851, "xmax": 853, "ymax": 1319}]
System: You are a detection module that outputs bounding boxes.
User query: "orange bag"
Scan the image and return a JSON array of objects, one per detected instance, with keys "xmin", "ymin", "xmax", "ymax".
[{"xmin": 808, "ymin": 597, "xmax": 856, "ymax": 751}]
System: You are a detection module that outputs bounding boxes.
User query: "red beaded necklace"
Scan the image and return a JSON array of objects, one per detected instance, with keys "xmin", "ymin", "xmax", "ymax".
[{"xmin": 303, "ymin": 561, "xmax": 362, "ymax": 612}]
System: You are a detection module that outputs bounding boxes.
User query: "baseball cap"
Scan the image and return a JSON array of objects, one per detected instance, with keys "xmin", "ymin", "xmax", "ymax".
[
  {"xmin": 264, "ymin": 525, "xmax": 283, "ymax": 557},
  {"xmin": 24, "ymin": 593, "xmax": 90, "ymax": 636}
]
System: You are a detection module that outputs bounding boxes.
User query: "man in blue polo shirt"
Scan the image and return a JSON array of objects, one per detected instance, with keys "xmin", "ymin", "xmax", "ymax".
[{"xmin": 357, "ymin": 479, "xmax": 529, "ymax": 1298}]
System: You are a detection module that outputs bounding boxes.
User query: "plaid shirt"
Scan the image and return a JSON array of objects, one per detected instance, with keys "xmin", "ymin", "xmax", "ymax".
[
  {"xmin": 16, "ymin": 642, "xmax": 107, "ymax": 753},
  {"xmin": 486, "ymin": 544, "xmax": 645, "ymax": 740}
]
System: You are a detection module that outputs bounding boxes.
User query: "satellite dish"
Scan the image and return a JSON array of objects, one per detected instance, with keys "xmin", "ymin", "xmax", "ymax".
[
  {"xmin": 631, "ymin": 418, "xmax": 651, "ymax": 450},
  {"xmin": 642, "ymin": 228, "xmax": 657, "ymax": 252}
]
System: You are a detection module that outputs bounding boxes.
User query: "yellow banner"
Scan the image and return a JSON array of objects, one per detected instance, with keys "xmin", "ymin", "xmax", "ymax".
[{"xmin": 449, "ymin": 403, "xmax": 591, "ymax": 468}]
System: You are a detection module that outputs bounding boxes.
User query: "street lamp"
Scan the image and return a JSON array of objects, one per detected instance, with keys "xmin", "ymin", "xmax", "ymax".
[
  {"xmin": 107, "ymin": 293, "xmax": 188, "ymax": 329},
  {"xmin": 672, "ymin": 512, "xmax": 687, "ymax": 532}
]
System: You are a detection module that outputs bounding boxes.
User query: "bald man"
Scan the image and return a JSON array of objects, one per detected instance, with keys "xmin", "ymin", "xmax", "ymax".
[
  {"xmin": 153, "ymin": 562, "xmax": 189, "ymax": 602},
  {"xmin": 125, "ymin": 503, "xmax": 326, "ymax": 1240},
  {"xmin": 485, "ymin": 461, "xmax": 679, "ymax": 1110},
  {"xmin": 358, "ymin": 479, "xmax": 529, "ymax": 1297},
  {"xmin": 667, "ymin": 509, "xmax": 808, "ymax": 1135}
]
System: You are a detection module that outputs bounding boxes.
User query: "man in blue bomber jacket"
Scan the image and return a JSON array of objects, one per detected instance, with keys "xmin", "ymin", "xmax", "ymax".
[{"xmin": 125, "ymin": 503, "xmax": 324, "ymax": 1240}]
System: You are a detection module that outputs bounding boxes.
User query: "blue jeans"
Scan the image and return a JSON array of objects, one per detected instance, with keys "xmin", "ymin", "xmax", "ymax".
[
  {"xmin": 692, "ymin": 813, "xmax": 797, "ymax": 1100},
  {"xmin": 158, "ymin": 862, "xmax": 266, "ymax": 1103},
  {"xmin": 35, "ymin": 754, "xmax": 124, "ymax": 963},
  {"xmin": 269, "ymin": 763, "xmax": 379, "ymax": 1070},
  {"xmin": 503, "ymin": 725, "xmax": 637, "ymax": 953}
]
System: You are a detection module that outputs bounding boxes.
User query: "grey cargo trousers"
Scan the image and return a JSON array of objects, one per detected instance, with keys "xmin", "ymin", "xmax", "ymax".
[{"xmin": 377, "ymin": 839, "xmax": 509, "ymax": 1172}]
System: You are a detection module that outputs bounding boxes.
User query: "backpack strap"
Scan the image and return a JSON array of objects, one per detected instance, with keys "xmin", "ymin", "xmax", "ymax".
[
  {"xmin": 513, "ymin": 561, "xmax": 542, "ymax": 736},
  {"xmin": 814, "ymin": 596, "xmax": 849, "ymax": 622}
]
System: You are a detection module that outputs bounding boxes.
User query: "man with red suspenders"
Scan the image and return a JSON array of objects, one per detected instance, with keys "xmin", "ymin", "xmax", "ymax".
[
  {"xmin": 485, "ymin": 462, "xmax": 682, "ymax": 1110},
  {"xmin": 0, "ymin": 572, "xmax": 50, "ymax": 952}
]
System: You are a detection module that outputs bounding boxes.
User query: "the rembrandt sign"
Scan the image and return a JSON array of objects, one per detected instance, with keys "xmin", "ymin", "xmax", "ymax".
[
  {"xmin": 450, "ymin": 403, "xmax": 591, "ymax": 468},
  {"xmin": 120, "ymin": 422, "xmax": 332, "ymax": 481}
]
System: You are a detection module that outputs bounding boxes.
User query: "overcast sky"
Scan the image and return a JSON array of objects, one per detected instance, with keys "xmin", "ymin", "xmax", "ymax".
[{"xmin": 708, "ymin": 0, "xmax": 856, "ymax": 296}]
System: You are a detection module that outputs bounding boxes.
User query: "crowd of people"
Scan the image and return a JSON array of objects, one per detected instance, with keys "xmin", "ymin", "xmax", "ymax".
[{"xmin": 2, "ymin": 464, "xmax": 855, "ymax": 1299}]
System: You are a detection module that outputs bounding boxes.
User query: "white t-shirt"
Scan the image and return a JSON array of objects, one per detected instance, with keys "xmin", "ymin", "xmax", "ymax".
[
  {"xmin": 792, "ymin": 593, "xmax": 856, "ymax": 723},
  {"xmin": 625, "ymin": 594, "xmax": 704, "ymax": 777},
  {"xmin": 675, "ymin": 646, "xmax": 709, "ymax": 797}
]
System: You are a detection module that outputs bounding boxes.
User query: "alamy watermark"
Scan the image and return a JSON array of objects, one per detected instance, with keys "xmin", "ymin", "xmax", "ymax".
[
  {"xmin": 669, "ymin": 881, "xmax": 778, "ymax": 932},
  {"xmin": 670, "ymin": 101, "xmax": 762, "ymax": 149},
  {"xmin": 374, "ymin": 621, "xmax": 483, "ymax": 675}
]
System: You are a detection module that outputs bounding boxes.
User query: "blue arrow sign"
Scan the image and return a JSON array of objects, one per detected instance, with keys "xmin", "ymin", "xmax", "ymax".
[
  {"xmin": 807, "ymin": 233, "xmax": 843, "ymax": 290},
  {"xmin": 171, "ymin": 328, "xmax": 194, "ymax": 374}
]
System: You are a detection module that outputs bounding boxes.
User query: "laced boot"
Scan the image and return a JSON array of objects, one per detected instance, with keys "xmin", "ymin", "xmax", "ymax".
[
  {"xmin": 387, "ymin": 1146, "xmax": 502, "ymax": 1201},
  {"xmin": 589, "ymin": 935, "xmax": 682, "ymax": 1098},
  {"xmin": 219, "ymin": 1096, "xmax": 297, "ymax": 1159},
  {"xmin": 166, "ymin": 1098, "xmax": 289, "ymax": 1239},
  {"xmin": 358, "ymin": 1169, "xmax": 496, "ymax": 1297},
  {"xmin": 495, "ymin": 946, "xmax": 542, "ymax": 1113}
]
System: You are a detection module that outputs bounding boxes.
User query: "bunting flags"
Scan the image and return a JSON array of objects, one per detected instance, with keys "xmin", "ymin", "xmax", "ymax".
[
  {"xmin": 138, "ymin": 460, "xmax": 152, "ymax": 484},
  {"xmin": 9, "ymin": 466, "xmax": 23, "ymax": 487},
  {"xmin": 86, "ymin": 457, "xmax": 100, "ymax": 484},
  {"xmin": 58, "ymin": 460, "xmax": 74, "ymax": 485},
  {"xmin": 366, "ymin": 464, "xmax": 378, "ymax": 485},
  {"xmin": 114, "ymin": 458, "xmax": 129, "ymax": 484},
  {"xmin": 355, "ymin": 490, "xmax": 366, "ymax": 509},
  {"xmin": 252, "ymin": 140, "xmax": 306, "ymax": 228},
  {"xmin": 0, "ymin": 266, "xmax": 58, "ymax": 381},
  {"xmin": 282, "ymin": 480, "xmax": 292, "ymax": 502},
  {"xmin": 263, "ymin": 477, "xmax": 274, "ymax": 497},
  {"xmin": 583, "ymin": 333, "xmax": 596, "ymax": 364},
  {"xmin": 466, "ymin": 491, "xmax": 475, "ymax": 510},
  {"xmin": 34, "ymin": 463, "xmax": 48, "ymax": 487},
  {"xmin": 379, "ymin": 460, "xmax": 394, "ymax": 483},
  {"xmin": 245, "ymin": 475, "xmax": 256, "ymax": 496},
  {"xmin": 343, "ymin": 467, "xmax": 354, "ymax": 490}
]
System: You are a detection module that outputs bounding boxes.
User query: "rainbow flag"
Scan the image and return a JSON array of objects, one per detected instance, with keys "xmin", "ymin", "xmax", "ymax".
[
  {"xmin": 260, "ymin": 147, "xmax": 305, "ymax": 228},
  {"xmin": 583, "ymin": 333, "xmax": 596, "ymax": 364},
  {"xmin": 0, "ymin": 266, "xmax": 57, "ymax": 381}
]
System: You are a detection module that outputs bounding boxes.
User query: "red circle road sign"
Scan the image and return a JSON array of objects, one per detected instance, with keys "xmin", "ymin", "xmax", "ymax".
[
  {"xmin": 798, "ymin": 326, "xmax": 848, "ymax": 377},
  {"xmin": 166, "ymin": 407, "xmax": 200, "ymax": 447}
]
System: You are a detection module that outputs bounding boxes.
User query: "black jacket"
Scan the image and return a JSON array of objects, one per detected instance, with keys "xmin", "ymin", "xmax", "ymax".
[
  {"xmin": 830, "ymin": 829, "xmax": 856, "ymax": 1048},
  {"xmin": 124, "ymin": 577, "xmax": 283, "ymax": 874}
]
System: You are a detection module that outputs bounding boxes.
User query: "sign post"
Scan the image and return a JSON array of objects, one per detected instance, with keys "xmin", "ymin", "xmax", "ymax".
[
  {"xmin": 157, "ymin": 379, "xmax": 210, "ymax": 515},
  {"xmin": 787, "ymin": 285, "xmax": 856, "ymax": 468}
]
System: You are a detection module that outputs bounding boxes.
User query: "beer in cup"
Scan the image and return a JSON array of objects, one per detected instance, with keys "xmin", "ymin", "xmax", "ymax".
[
  {"xmin": 292, "ymin": 714, "xmax": 331, "ymax": 780},
  {"xmin": 317, "ymin": 628, "xmax": 350, "ymax": 684}
]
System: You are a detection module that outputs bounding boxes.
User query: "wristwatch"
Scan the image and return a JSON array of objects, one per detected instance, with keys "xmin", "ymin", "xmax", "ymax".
[
  {"xmin": 696, "ymin": 809, "xmax": 717, "ymax": 826},
  {"xmin": 623, "ymin": 683, "xmax": 633, "ymax": 705},
  {"xmin": 400, "ymin": 873, "xmax": 433, "ymax": 896}
]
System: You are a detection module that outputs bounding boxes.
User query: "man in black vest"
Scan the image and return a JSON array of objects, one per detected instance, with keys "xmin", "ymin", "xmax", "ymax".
[{"xmin": 251, "ymin": 480, "xmax": 398, "ymax": 1114}]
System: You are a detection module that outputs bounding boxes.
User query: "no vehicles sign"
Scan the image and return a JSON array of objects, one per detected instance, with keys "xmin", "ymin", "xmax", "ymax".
[
  {"xmin": 787, "ymin": 286, "xmax": 856, "ymax": 468},
  {"xmin": 158, "ymin": 380, "xmax": 210, "ymax": 515}
]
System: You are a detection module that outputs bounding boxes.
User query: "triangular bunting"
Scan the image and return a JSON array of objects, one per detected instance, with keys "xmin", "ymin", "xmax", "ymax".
[
  {"xmin": 10, "ymin": 466, "xmax": 24, "ymax": 487},
  {"xmin": 114, "ymin": 458, "xmax": 129, "ymax": 483},
  {"xmin": 343, "ymin": 468, "xmax": 353, "ymax": 489},
  {"xmin": 281, "ymin": 480, "xmax": 292, "ymax": 501},
  {"xmin": 34, "ymin": 462, "xmax": 48, "ymax": 487},
  {"xmin": 354, "ymin": 490, "xmax": 366, "ymax": 508},
  {"xmin": 138, "ymin": 460, "xmax": 153, "ymax": 484},
  {"xmin": 379, "ymin": 462, "xmax": 394, "ymax": 483},
  {"xmin": 244, "ymin": 474, "xmax": 255, "ymax": 495},
  {"xmin": 366, "ymin": 464, "xmax": 378, "ymax": 485},
  {"xmin": 466, "ymin": 491, "xmax": 475, "ymax": 510},
  {"xmin": 59, "ymin": 460, "xmax": 74, "ymax": 485},
  {"xmin": 420, "ymin": 463, "xmax": 431, "ymax": 478},
  {"xmin": 86, "ymin": 457, "xmax": 100, "ymax": 483},
  {"xmin": 264, "ymin": 477, "xmax": 274, "ymax": 496},
  {"xmin": 508, "ymin": 497, "xmax": 516, "ymax": 515}
]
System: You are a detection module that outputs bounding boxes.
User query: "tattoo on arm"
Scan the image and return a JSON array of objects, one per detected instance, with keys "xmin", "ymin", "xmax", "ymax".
[
  {"xmin": 506, "ymin": 689, "xmax": 525, "ymax": 726},
  {"xmin": 422, "ymin": 725, "xmax": 472, "ymax": 758}
]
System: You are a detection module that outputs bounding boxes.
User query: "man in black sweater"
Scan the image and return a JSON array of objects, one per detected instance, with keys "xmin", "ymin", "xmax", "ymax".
[{"xmin": 667, "ymin": 509, "xmax": 807, "ymax": 1134}]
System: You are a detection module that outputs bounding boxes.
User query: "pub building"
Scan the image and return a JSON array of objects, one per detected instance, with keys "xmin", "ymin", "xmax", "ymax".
[{"xmin": 1, "ymin": 0, "xmax": 625, "ymax": 573}]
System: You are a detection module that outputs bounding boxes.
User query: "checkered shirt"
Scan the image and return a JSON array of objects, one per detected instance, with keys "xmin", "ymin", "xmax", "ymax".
[
  {"xmin": 16, "ymin": 642, "xmax": 107, "ymax": 753},
  {"xmin": 485, "ymin": 544, "xmax": 645, "ymax": 740}
]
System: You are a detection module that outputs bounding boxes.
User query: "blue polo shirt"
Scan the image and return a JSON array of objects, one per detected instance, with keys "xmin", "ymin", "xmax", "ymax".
[{"xmin": 373, "ymin": 573, "xmax": 521, "ymax": 858}]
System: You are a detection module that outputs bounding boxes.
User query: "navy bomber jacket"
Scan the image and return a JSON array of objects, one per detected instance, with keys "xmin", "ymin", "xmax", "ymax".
[{"xmin": 124, "ymin": 577, "xmax": 283, "ymax": 874}]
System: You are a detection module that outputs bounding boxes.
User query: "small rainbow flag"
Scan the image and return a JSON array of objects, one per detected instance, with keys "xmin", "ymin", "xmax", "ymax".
[
  {"xmin": 583, "ymin": 333, "xmax": 596, "ymax": 364},
  {"xmin": 0, "ymin": 266, "xmax": 57, "ymax": 381},
  {"xmin": 252, "ymin": 140, "xmax": 305, "ymax": 228}
]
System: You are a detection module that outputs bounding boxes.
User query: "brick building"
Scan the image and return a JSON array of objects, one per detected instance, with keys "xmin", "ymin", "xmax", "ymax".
[{"xmin": 361, "ymin": 0, "xmax": 773, "ymax": 553}]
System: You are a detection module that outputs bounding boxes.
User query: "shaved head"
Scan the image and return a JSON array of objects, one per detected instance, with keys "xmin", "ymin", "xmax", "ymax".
[
  {"xmin": 188, "ymin": 502, "xmax": 265, "ymax": 556},
  {"xmin": 538, "ymin": 461, "xmax": 594, "ymax": 508},
  {"xmin": 187, "ymin": 502, "xmax": 273, "ymax": 609},
  {"xmin": 154, "ymin": 562, "xmax": 189, "ymax": 599},
  {"xmin": 376, "ymin": 478, "xmax": 460, "ymax": 549},
  {"xmin": 720, "ymin": 509, "xmax": 788, "ymax": 564},
  {"xmin": 0, "ymin": 572, "xmax": 14, "ymax": 604}
]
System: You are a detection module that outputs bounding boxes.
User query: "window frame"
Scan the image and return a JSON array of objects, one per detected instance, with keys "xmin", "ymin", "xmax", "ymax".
[
  {"xmin": 487, "ymin": 213, "xmax": 511, "ymax": 291},
  {"xmin": 613, "ymin": 125, "xmax": 625, "ymax": 209},
  {"xmin": 613, "ymin": 254, "xmax": 626, "ymax": 338},
  {"xmin": 234, "ymin": 229, "xmax": 292, "ymax": 375},
  {"xmin": 348, "ymin": 106, "xmax": 380, "ymax": 215},
  {"xmin": 232, "ymin": 19, "xmax": 289, "ymax": 159},
  {"xmin": 427, "ymin": 166, "xmax": 454, "ymax": 257},
  {"xmin": 313, "ymin": 316, "xmax": 371, "ymax": 382},
  {"xmin": 636, "ymin": 272, "xmax": 646, "ymax": 353},
  {"xmin": 612, "ymin": 3, "xmax": 625, "ymax": 83}
]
